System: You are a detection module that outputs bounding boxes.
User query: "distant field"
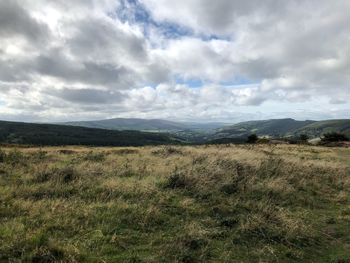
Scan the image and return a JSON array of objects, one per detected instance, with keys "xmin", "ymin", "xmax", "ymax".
[{"xmin": 0, "ymin": 145, "xmax": 350, "ymax": 262}]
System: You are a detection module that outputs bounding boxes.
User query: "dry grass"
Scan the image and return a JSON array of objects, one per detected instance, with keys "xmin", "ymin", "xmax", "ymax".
[{"xmin": 0, "ymin": 144, "xmax": 350, "ymax": 262}]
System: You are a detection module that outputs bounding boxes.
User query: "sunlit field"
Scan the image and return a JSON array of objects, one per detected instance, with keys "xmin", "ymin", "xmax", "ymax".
[{"xmin": 1, "ymin": 144, "xmax": 350, "ymax": 262}]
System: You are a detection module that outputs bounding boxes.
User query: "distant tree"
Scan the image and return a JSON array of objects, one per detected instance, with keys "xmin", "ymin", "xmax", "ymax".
[
  {"xmin": 321, "ymin": 132, "xmax": 348, "ymax": 142},
  {"xmin": 299, "ymin": 134, "xmax": 309, "ymax": 143},
  {"xmin": 247, "ymin": 134, "xmax": 258, "ymax": 144}
]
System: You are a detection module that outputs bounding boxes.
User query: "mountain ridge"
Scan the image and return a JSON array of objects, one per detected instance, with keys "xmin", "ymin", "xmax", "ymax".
[
  {"xmin": 0, "ymin": 118, "xmax": 349, "ymax": 146},
  {"xmin": 59, "ymin": 118, "xmax": 229, "ymax": 132},
  {"xmin": 213, "ymin": 118, "xmax": 350, "ymax": 139}
]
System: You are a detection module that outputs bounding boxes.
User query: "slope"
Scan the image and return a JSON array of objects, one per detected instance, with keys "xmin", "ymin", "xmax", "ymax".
[{"xmin": 0, "ymin": 121, "xmax": 177, "ymax": 146}]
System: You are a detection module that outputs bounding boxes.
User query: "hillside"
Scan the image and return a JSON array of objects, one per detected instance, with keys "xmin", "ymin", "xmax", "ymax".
[
  {"xmin": 214, "ymin": 118, "xmax": 316, "ymax": 138},
  {"xmin": 61, "ymin": 118, "xmax": 227, "ymax": 132},
  {"xmin": 1, "ymin": 119, "xmax": 349, "ymax": 146},
  {"xmin": 0, "ymin": 121, "xmax": 177, "ymax": 146},
  {"xmin": 294, "ymin": 119, "xmax": 350, "ymax": 137},
  {"xmin": 62, "ymin": 118, "xmax": 185, "ymax": 131},
  {"xmin": 213, "ymin": 118, "xmax": 350, "ymax": 139}
]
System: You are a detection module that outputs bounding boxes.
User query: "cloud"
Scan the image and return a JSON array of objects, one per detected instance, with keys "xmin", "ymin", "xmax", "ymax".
[
  {"xmin": 141, "ymin": 0, "xmax": 289, "ymax": 35},
  {"xmin": 0, "ymin": 0, "xmax": 349, "ymax": 122},
  {"xmin": 0, "ymin": 0, "xmax": 49, "ymax": 43},
  {"xmin": 48, "ymin": 88, "xmax": 127, "ymax": 104}
]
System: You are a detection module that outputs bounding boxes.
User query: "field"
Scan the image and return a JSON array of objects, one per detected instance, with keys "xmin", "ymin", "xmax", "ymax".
[{"xmin": 0, "ymin": 144, "xmax": 350, "ymax": 262}]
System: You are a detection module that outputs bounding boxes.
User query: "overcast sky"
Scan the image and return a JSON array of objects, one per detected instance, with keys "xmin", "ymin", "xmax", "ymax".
[{"xmin": 0, "ymin": 0, "xmax": 349, "ymax": 122}]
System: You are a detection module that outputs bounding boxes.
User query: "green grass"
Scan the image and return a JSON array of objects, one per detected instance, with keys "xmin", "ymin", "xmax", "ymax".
[{"xmin": 0, "ymin": 145, "xmax": 349, "ymax": 262}]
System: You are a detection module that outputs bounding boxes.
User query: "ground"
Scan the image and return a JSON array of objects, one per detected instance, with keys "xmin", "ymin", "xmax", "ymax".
[{"xmin": 0, "ymin": 144, "xmax": 349, "ymax": 262}]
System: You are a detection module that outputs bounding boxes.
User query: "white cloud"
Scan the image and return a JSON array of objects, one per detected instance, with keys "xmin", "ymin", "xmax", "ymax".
[{"xmin": 0, "ymin": 0, "xmax": 349, "ymax": 122}]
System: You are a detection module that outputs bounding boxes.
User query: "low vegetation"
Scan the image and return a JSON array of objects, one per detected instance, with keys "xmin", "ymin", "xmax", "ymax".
[
  {"xmin": 322, "ymin": 132, "xmax": 349, "ymax": 143},
  {"xmin": 0, "ymin": 144, "xmax": 349, "ymax": 262}
]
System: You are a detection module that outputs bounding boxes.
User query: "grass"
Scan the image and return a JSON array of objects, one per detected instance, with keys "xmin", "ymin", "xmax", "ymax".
[{"xmin": 0, "ymin": 144, "xmax": 349, "ymax": 262}]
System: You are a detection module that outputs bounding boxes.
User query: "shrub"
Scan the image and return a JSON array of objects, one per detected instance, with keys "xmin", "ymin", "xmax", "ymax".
[
  {"xmin": 34, "ymin": 166, "xmax": 78, "ymax": 184},
  {"xmin": 321, "ymin": 132, "xmax": 348, "ymax": 142},
  {"xmin": 152, "ymin": 146, "xmax": 183, "ymax": 157},
  {"xmin": 55, "ymin": 167, "xmax": 78, "ymax": 183},
  {"xmin": 58, "ymin": 149, "xmax": 76, "ymax": 155},
  {"xmin": 112, "ymin": 149, "xmax": 139, "ymax": 155},
  {"xmin": 247, "ymin": 134, "xmax": 258, "ymax": 144},
  {"xmin": 299, "ymin": 134, "xmax": 309, "ymax": 143},
  {"xmin": 34, "ymin": 167, "xmax": 52, "ymax": 183},
  {"xmin": 82, "ymin": 151, "xmax": 105, "ymax": 162},
  {"xmin": 32, "ymin": 149, "xmax": 48, "ymax": 161},
  {"xmin": 5, "ymin": 149, "xmax": 26, "ymax": 166},
  {"xmin": 257, "ymin": 138, "xmax": 270, "ymax": 144},
  {"xmin": 163, "ymin": 172, "xmax": 192, "ymax": 189}
]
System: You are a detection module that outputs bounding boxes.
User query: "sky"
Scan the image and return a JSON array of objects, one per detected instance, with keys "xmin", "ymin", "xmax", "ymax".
[{"xmin": 0, "ymin": 0, "xmax": 349, "ymax": 123}]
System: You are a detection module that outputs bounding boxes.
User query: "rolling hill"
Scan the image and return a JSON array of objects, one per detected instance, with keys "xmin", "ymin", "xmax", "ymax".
[
  {"xmin": 60, "ymin": 118, "xmax": 227, "ymax": 132},
  {"xmin": 212, "ymin": 118, "xmax": 350, "ymax": 139},
  {"xmin": 294, "ymin": 119, "xmax": 350, "ymax": 137},
  {"xmin": 0, "ymin": 121, "xmax": 178, "ymax": 146},
  {"xmin": 61, "ymin": 118, "xmax": 185, "ymax": 131},
  {"xmin": 1, "ymin": 118, "xmax": 349, "ymax": 146}
]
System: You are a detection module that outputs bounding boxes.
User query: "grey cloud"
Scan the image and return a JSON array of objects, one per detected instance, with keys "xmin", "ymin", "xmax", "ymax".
[
  {"xmin": 0, "ymin": 0, "xmax": 49, "ymax": 43},
  {"xmin": 0, "ymin": 59, "xmax": 29, "ymax": 82},
  {"xmin": 141, "ymin": 0, "xmax": 289, "ymax": 35},
  {"xmin": 34, "ymin": 50, "xmax": 135, "ymax": 87},
  {"xmin": 237, "ymin": 59, "xmax": 282, "ymax": 81},
  {"xmin": 48, "ymin": 88, "xmax": 127, "ymax": 104},
  {"xmin": 68, "ymin": 17, "xmax": 147, "ymax": 62},
  {"xmin": 330, "ymin": 98, "xmax": 347, "ymax": 105}
]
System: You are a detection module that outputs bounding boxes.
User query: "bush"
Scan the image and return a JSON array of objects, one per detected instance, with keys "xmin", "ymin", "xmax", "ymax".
[
  {"xmin": 321, "ymin": 132, "xmax": 348, "ymax": 142},
  {"xmin": 299, "ymin": 134, "xmax": 309, "ymax": 143},
  {"xmin": 32, "ymin": 149, "xmax": 48, "ymax": 161},
  {"xmin": 34, "ymin": 166, "xmax": 78, "ymax": 184},
  {"xmin": 257, "ymin": 138, "xmax": 270, "ymax": 144},
  {"xmin": 5, "ymin": 149, "xmax": 26, "ymax": 166},
  {"xmin": 58, "ymin": 149, "xmax": 76, "ymax": 155},
  {"xmin": 163, "ymin": 172, "xmax": 192, "ymax": 189},
  {"xmin": 82, "ymin": 151, "xmax": 105, "ymax": 162},
  {"xmin": 55, "ymin": 167, "xmax": 78, "ymax": 183},
  {"xmin": 152, "ymin": 146, "xmax": 183, "ymax": 157},
  {"xmin": 112, "ymin": 149, "xmax": 139, "ymax": 155},
  {"xmin": 247, "ymin": 134, "xmax": 258, "ymax": 144}
]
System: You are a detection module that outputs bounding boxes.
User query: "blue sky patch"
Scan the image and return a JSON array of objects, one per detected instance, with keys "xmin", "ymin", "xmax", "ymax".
[{"xmin": 175, "ymin": 76, "xmax": 204, "ymax": 88}]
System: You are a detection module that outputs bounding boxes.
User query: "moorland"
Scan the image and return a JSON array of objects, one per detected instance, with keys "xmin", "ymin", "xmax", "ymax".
[{"xmin": 0, "ymin": 144, "xmax": 349, "ymax": 262}]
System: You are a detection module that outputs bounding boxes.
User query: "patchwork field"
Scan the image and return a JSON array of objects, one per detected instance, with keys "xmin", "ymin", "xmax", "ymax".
[{"xmin": 0, "ymin": 145, "xmax": 350, "ymax": 262}]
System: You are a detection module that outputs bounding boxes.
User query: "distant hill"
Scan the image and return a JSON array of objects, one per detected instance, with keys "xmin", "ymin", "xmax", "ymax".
[
  {"xmin": 212, "ymin": 118, "xmax": 350, "ymax": 139},
  {"xmin": 61, "ymin": 118, "xmax": 184, "ymax": 131},
  {"xmin": 60, "ymin": 118, "xmax": 227, "ymax": 132},
  {"xmin": 214, "ymin": 119, "xmax": 315, "ymax": 138},
  {"xmin": 1, "ymin": 118, "xmax": 349, "ymax": 146},
  {"xmin": 0, "ymin": 121, "xmax": 178, "ymax": 146},
  {"xmin": 294, "ymin": 120, "xmax": 350, "ymax": 138}
]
